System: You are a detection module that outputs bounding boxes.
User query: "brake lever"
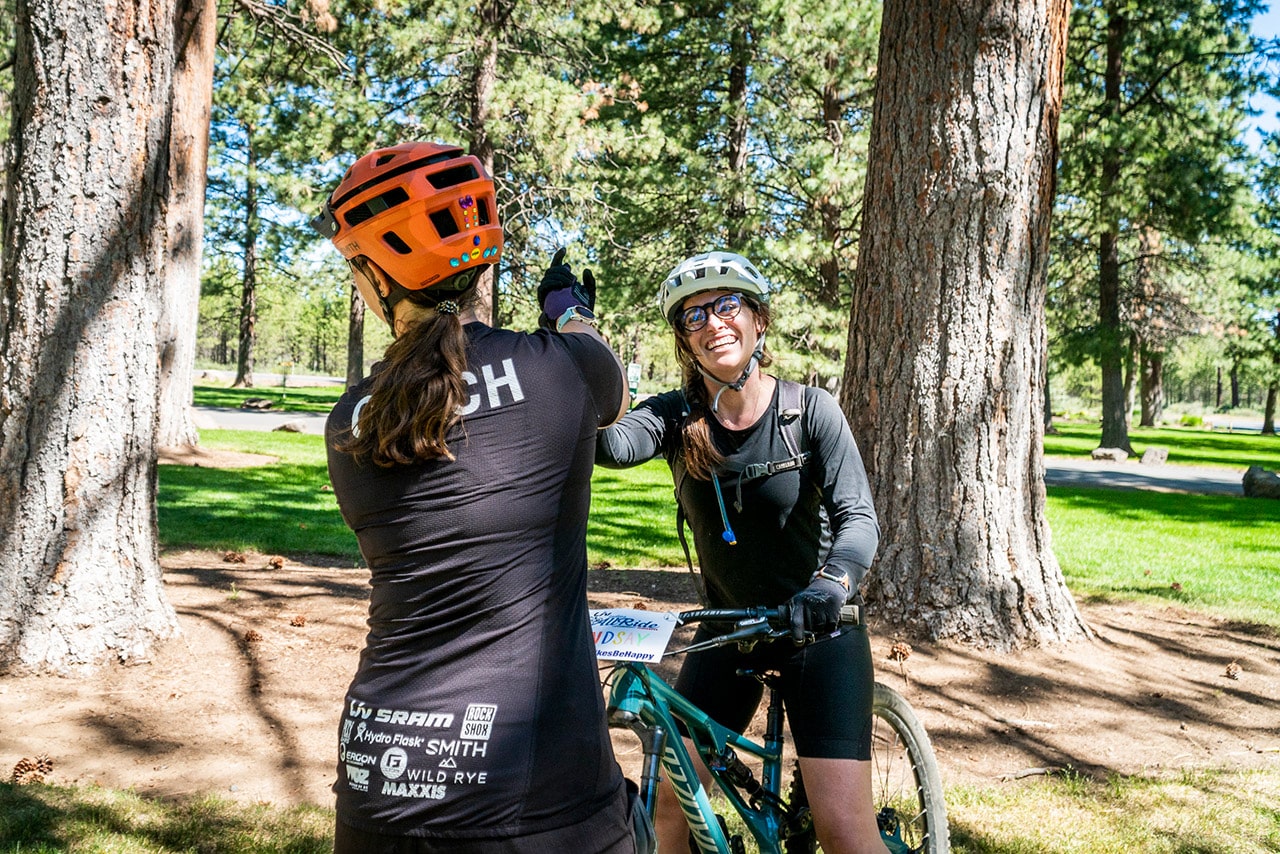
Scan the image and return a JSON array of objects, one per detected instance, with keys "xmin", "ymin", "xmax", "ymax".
[{"xmin": 670, "ymin": 616, "xmax": 773, "ymax": 656}]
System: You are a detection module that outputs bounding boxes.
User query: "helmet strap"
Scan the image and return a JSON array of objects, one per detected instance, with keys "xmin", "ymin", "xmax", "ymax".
[{"xmin": 697, "ymin": 333, "xmax": 766, "ymax": 413}]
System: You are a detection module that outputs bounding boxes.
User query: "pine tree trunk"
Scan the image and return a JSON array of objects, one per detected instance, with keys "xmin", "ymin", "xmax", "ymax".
[
  {"xmin": 346, "ymin": 283, "xmax": 365, "ymax": 388},
  {"xmin": 468, "ymin": 0, "xmax": 512, "ymax": 328},
  {"xmin": 157, "ymin": 0, "xmax": 215, "ymax": 447},
  {"xmin": 725, "ymin": 25, "xmax": 751, "ymax": 249},
  {"xmin": 1097, "ymin": 3, "xmax": 1131, "ymax": 452},
  {"xmin": 1140, "ymin": 346, "xmax": 1164, "ymax": 427},
  {"xmin": 1, "ymin": 0, "xmax": 180, "ymax": 672},
  {"xmin": 841, "ymin": 0, "xmax": 1088, "ymax": 648},
  {"xmin": 233, "ymin": 133, "xmax": 258, "ymax": 388},
  {"xmin": 816, "ymin": 51, "xmax": 845, "ymax": 307},
  {"xmin": 1122, "ymin": 330, "xmax": 1138, "ymax": 431},
  {"xmin": 1264, "ymin": 384, "xmax": 1276, "ymax": 436}
]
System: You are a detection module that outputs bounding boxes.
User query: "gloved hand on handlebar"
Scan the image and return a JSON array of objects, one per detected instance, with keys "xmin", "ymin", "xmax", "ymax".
[
  {"xmin": 538, "ymin": 247, "xmax": 596, "ymax": 327},
  {"xmin": 786, "ymin": 567, "xmax": 851, "ymax": 643}
]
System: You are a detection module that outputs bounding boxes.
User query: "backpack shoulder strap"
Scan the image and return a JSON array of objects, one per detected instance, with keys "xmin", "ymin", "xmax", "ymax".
[{"xmin": 777, "ymin": 379, "xmax": 807, "ymax": 458}]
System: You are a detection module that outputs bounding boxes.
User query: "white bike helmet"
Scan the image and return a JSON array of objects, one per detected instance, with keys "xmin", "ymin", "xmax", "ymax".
[{"xmin": 658, "ymin": 251, "xmax": 770, "ymax": 326}]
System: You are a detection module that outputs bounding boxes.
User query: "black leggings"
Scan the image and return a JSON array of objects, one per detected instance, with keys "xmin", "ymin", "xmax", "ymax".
[{"xmin": 673, "ymin": 624, "xmax": 875, "ymax": 760}]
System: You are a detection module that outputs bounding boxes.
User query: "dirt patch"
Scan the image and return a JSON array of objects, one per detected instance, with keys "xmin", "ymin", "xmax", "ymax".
[
  {"xmin": 2, "ymin": 551, "xmax": 1276, "ymax": 808},
  {"xmin": 158, "ymin": 446, "xmax": 279, "ymax": 468}
]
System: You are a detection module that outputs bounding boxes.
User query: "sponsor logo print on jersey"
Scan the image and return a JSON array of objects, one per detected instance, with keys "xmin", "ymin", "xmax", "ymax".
[
  {"xmin": 382, "ymin": 781, "xmax": 447, "ymax": 800},
  {"xmin": 380, "ymin": 747, "xmax": 409, "ymax": 780},
  {"xmin": 461, "ymin": 703, "xmax": 497, "ymax": 740},
  {"xmin": 346, "ymin": 765, "xmax": 370, "ymax": 792}
]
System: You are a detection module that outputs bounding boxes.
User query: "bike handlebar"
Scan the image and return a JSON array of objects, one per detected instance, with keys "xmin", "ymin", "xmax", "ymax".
[
  {"xmin": 671, "ymin": 604, "xmax": 862, "ymax": 655},
  {"xmin": 676, "ymin": 604, "xmax": 861, "ymax": 627}
]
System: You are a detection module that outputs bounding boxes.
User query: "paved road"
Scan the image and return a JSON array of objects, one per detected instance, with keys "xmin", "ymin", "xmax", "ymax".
[
  {"xmin": 194, "ymin": 405, "xmax": 331, "ymax": 435},
  {"xmin": 195, "ymin": 406, "xmax": 1249, "ymax": 496},
  {"xmin": 1042, "ymin": 457, "xmax": 1244, "ymax": 496}
]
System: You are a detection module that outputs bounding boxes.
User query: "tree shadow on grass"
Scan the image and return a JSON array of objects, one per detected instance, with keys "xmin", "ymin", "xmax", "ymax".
[{"xmin": 0, "ymin": 781, "xmax": 332, "ymax": 852}]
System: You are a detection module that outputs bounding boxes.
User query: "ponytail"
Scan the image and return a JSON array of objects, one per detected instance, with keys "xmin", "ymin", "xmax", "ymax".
[{"xmin": 336, "ymin": 310, "xmax": 470, "ymax": 467}]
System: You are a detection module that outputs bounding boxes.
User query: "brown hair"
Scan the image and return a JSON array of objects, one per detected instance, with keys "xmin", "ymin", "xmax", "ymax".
[
  {"xmin": 336, "ymin": 269, "xmax": 477, "ymax": 467},
  {"xmin": 673, "ymin": 294, "xmax": 773, "ymax": 480}
]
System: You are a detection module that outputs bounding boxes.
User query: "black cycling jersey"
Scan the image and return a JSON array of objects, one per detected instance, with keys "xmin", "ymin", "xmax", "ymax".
[
  {"xmin": 325, "ymin": 323, "xmax": 625, "ymax": 841},
  {"xmin": 596, "ymin": 382, "xmax": 879, "ymax": 607}
]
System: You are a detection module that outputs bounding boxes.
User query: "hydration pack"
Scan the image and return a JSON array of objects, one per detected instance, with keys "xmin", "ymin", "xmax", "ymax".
[{"xmin": 674, "ymin": 380, "xmax": 811, "ymax": 604}]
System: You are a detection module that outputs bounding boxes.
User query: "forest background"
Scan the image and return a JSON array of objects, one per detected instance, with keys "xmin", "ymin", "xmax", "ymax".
[{"xmin": 3, "ymin": 0, "xmax": 1270, "ymax": 426}]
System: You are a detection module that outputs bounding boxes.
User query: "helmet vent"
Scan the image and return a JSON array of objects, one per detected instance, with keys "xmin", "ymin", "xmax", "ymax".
[
  {"xmin": 426, "ymin": 163, "xmax": 480, "ymax": 189},
  {"xmin": 383, "ymin": 232, "xmax": 412, "ymax": 255},
  {"xmin": 477, "ymin": 198, "xmax": 491, "ymax": 225},
  {"xmin": 344, "ymin": 187, "xmax": 410, "ymax": 227},
  {"xmin": 429, "ymin": 209, "xmax": 460, "ymax": 238},
  {"xmin": 375, "ymin": 153, "xmax": 398, "ymax": 166}
]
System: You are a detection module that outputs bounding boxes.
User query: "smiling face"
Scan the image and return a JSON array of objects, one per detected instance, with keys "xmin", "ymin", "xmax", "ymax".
[{"xmin": 677, "ymin": 289, "xmax": 765, "ymax": 379}]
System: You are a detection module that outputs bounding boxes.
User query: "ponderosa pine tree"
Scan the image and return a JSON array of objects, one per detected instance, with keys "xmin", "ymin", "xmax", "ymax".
[
  {"xmin": 842, "ymin": 0, "xmax": 1089, "ymax": 648},
  {"xmin": 1, "ymin": 0, "xmax": 181, "ymax": 671},
  {"xmin": 1056, "ymin": 0, "xmax": 1262, "ymax": 450}
]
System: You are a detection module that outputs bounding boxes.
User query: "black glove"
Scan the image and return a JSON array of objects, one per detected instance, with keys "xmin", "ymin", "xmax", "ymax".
[
  {"xmin": 786, "ymin": 571, "xmax": 850, "ymax": 643},
  {"xmin": 538, "ymin": 247, "xmax": 596, "ymax": 325}
]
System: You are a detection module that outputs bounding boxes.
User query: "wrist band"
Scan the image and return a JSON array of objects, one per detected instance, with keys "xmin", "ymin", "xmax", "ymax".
[
  {"xmin": 810, "ymin": 566, "xmax": 851, "ymax": 594},
  {"xmin": 555, "ymin": 305, "xmax": 598, "ymax": 332}
]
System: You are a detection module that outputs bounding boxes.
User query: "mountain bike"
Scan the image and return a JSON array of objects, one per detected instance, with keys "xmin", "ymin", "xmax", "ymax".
[{"xmin": 593, "ymin": 604, "xmax": 949, "ymax": 854}]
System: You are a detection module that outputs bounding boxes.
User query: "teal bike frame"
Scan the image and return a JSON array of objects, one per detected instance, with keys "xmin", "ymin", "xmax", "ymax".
[{"xmin": 604, "ymin": 608, "xmax": 820, "ymax": 854}]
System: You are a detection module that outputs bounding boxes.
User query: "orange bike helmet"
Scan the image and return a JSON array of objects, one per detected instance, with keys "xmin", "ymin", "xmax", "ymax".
[{"xmin": 311, "ymin": 142, "xmax": 504, "ymax": 293}]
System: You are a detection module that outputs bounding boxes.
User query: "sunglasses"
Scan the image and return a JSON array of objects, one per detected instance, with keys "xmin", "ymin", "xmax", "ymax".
[{"xmin": 678, "ymin": 294, "xmax": 744, "ymax": 333}]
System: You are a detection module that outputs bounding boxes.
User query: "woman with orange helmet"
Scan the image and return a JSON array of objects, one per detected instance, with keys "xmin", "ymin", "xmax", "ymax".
[{"xmin": 314, "ymin": 142, "xmax": 636, "ymax": 853}]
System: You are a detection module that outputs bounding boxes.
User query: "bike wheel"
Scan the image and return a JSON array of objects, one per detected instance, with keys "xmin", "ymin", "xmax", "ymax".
[{"xmin": 870, "ymin": 682, "xmax": 949, "ymax": 853}]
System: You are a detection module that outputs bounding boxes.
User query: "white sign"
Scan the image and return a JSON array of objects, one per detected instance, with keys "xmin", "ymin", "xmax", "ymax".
[{"xmin": 590, "ymin": 609, "xmax": 678, "ymax": 662}]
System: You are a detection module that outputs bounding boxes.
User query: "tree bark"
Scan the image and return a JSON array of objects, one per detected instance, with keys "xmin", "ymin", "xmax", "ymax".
[
  {"xmin": 841, "ymin": 0, "xmax": 1088, "ymax": 648},
  {"xmin": 1, "ymin": 0, "xmax": 180, "ymax": 672},
  {"xmin": 157, "ymin": 0, "xmax": 215, "ymax": 447},
  {"xmin": 1264, "ymin": 384, "xmax": 1276, "ymax": 436},
  {"xmin": 1122, "ymin": 329, "xmax": 1137, "ymax": 431}
]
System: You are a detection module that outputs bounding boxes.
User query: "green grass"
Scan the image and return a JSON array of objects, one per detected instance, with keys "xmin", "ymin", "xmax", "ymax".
[
  {"xmin": 1044, "ymin": 421, "xmax": 1280, "ymax": 469},
  {"xmin": 0, "ymin": 782, "xmax": 332, "ymax": 852},
  {"xmin": 159, "ymin": 429, "xmax": 1280, "ymax": 628},
  {"xmin": 6, "ymin": 769, "xmax": 1277, "ymax": 853},
  {"xmin": 947, "ymin": 767, "xmax": 1280, "ymax": 853},
  {"xmin": 192, "ymin": 383, "xmax": 343, "ymax": 414},
  {"xmin": 589, "ymin": 460, "xmax": 686, "ymax": 567},
  {"xmin": 1048, "ymin": 487, "xmax": 1280, "ymax": 625},
  {"xmin": 158, "ymin": 430, "xmax": 354, "ymax": 556}
]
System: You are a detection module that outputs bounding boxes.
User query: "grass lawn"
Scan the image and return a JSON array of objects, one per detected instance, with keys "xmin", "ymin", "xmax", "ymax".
[
  {"xmin": 6, "ymin": 768, "xmax": 1278, "ymax": 853},
  {"xmin": 160, "ymin": 429, "xmax": 1280, "ymax": 630},
  {"xmin": 33, "ymin": 425, "xmax": 1277, "ymax": 853},
  {"xmin": 1044, "ymin": 421, "xmax": 1280, "ymax": 469},
  {"xmin": 192, "ymin": 384, "xmax": 343, "ymax": 414}
]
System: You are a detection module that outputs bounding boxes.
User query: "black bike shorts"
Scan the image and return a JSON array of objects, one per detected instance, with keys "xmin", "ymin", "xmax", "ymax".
[{"xmin": 672, "ymin": 624, "xmax": 874, "ymax": 761}]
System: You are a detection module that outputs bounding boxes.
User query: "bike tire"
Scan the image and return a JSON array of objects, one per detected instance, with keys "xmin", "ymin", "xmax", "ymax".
[
  {"xmin": 783, "ymin": 683, "xmax": 949, "ymax": 854},
  {"xmin": 870, "ymin": 682, "xmax": 949, "ymax": 853}
]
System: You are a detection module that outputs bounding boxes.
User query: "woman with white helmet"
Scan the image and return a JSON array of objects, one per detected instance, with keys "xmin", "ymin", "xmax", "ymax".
[
  {"xmin": 314, "ymin": 141, "xmax": 637, "ymax": 853},
  {"xmin": 598, "ymin": 251, "xmax": 887, "ymax": 853}
]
